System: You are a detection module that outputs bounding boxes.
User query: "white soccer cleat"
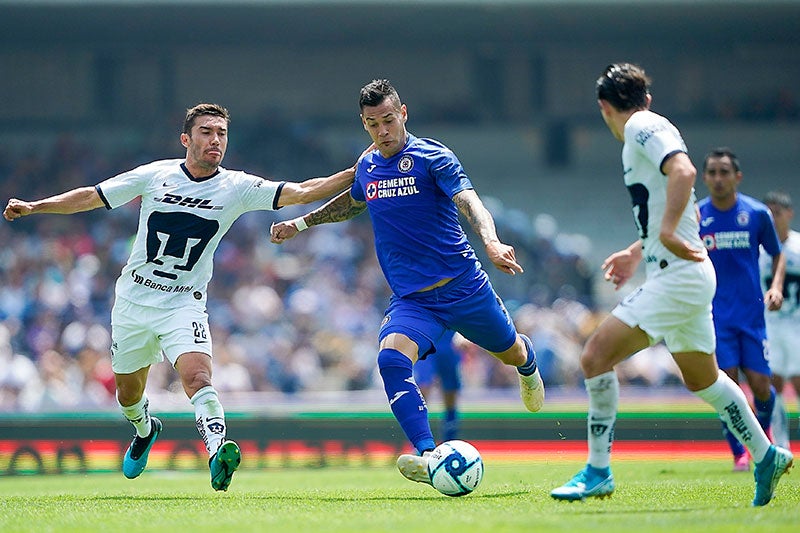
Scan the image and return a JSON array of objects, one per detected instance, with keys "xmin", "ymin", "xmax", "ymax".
[
  {"xmin": 519, "ymin": 367, "xmax": 545, "ymax": 412},
  {"xmin": 397, "ymin": 451, "xmax": 432, "ymax": 485}
]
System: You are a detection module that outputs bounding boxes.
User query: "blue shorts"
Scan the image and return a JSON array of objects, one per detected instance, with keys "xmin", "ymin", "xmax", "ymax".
[
  {"xmin": 714, "ymin": 324, "xmax": 771, "ymax": 375},
  {"xmin": 413, "ymin": 330, "xmax": 462, "ymax": 391},
  {"xmin": 379, "ymin": 267, "xmax": 518, "ymax": 357}
]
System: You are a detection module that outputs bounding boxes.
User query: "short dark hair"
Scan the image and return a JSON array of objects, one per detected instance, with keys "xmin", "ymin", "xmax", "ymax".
[
  {"xmin": 702, "ymin": 147, "xmax": 741, "ymax": 173},
  {"xmin": 183, "ymin": 103, "xmax": 230, "ymax": 135},
  {"xmin": 359, "ymin": 79, "xmax": 402, "ymax": 110},
  {"xmin": 764, "ymin": 190, "xmax": 793, "ymax": 209},
  {"xmin": 596, "ymin": 63, "xmax": 651, "ymax": 111}
]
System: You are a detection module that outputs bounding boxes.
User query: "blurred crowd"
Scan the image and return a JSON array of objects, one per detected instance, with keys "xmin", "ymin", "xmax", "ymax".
[{"xmin": 0, "ymin": 132, "xmax": 681, "ymax": 412}]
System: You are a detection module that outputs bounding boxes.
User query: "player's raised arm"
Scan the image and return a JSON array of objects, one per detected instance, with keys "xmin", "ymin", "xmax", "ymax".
[
  {"xmin": 452, "ymin": 189, "xmax": 523, "ymax": 275},
  {"xmin": 4, "ymin": 186, "xmax": 105, "ymax": 221},
  {"xmin": 275, "ymin": 143, "xmax": 376, "ymax": 208},
  {"xmin": 270, "ymin": 190, "xmax": 367, "ymax": 243}
]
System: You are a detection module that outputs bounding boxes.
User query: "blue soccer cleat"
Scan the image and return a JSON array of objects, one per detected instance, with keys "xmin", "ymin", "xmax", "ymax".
[
  {"xmin": 122, "ymin": 417, "xmax": 162, "ymax": 479},
  {"xmin": 210, "ymin": 440, "xmax": 241, "ymax": 491},
  {"xmin": 551, "ymin": 464, "xmax": 615, "ymax": 501},
  {"xmin": 752, "ymin": 445, "xmax": 793, "ymax": 506}
]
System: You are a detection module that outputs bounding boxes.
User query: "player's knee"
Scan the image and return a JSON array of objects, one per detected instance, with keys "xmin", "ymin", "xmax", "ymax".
[{"xmin": 377, "ymin": 348, "xmax": 413, "ymax": 373}]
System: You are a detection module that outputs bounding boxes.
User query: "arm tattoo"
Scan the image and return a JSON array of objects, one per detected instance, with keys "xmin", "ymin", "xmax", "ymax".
[
  {"xmin": 454, "ymin": 190, "xmax": 499, "ymax": 245},
  {"xmin": 307, "ymin": 191, "xmax": 367, "ymax": 227}
]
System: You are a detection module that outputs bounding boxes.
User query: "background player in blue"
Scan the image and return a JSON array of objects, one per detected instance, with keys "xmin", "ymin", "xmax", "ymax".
[
  {"xmin": 271, "ymin": 79, "xmax": 545, "ymax": 489},
  {"xmin": 698, "ymin": 147, "xmax": 786, "ymax": 471},
  {"xmin": 3, "ymin": 103, "xmax": 359, "ymax": 491},
  {"xmin": 413, "ymin": 329, "xmax": 464, "ymax": 441}
]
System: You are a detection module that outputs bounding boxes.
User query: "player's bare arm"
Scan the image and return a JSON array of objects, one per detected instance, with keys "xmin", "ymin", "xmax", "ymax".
[
  {"xmin": 765, "ymin": 252, "xmax": 786, "ymax": 311},
  {"xmin": 660, "ymin": 152, "xmax": 707, "ymax": 262},
  {"xmin": 453, "ymin": 189, "xmax": 523, "ymax": 275},
  {"xmin": 275, "ymin": 143, "xmax": 375, "ymax": 208},
  {"xmin": 3, "ymin": 186, "xmax": 104, "ymax": 221},
  {"xmin": 276, "ymin": 167, "xmax": 356, "ymax": 208},
  {"xmin": 602, "ymin": 240, "xmax": 643, "ymax": 290},
  {"xmin": 270, "ymin": 191, "xmax": 366, "ymax": 244}
]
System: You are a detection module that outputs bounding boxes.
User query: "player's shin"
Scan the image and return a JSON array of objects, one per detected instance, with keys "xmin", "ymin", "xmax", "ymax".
[
  {"xmin": 378, "ymin": 348, "xmax": 435, "ymax": 454},
  {"xmin": 191, "ymin": 386, "xmax": 226, "ymax": 456},
  {"xmin": 118, "ymin": 393, "xmax": 152, "ymax": 438},
  {"xmin": 694, "ymin": 371, "xmax": 772, "ymax": 462},
  {"xmin": 585, "ymin": 371, "xmax": 619, "ymax": 469}
]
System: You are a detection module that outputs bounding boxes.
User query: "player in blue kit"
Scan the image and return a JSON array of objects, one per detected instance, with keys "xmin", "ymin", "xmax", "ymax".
[
  {"xmin": 698, "ymin": 147, "xmax": 786, "ymax": 471},
  {"xmin": 413, "ymin": 330, "xmax": 464, "ymax": 441},
  {"xmin": 271, "ymin": 79, "xmax": 545, "ymax": 488}
]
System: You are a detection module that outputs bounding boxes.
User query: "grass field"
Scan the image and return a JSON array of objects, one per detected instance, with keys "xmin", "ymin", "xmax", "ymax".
[{"xmin": 1, "ymin": 459, "xmax": 798, "ymax": 532}]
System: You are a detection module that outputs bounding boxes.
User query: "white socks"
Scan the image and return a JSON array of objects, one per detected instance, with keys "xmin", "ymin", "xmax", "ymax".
[
  {"xmin": 585, "ymin": 371, "xmax": 619, "ymax": 469},
  {"xmin": 191, "ymin": 386, "xmax": 226, "ymax": 457},
  {"xmin": 119, "ymin": 393, "xmax": 152, "ymax": 438},
  {"xmin": 693, "ymin": 370, "xmax": 772, "ymax": 463}
]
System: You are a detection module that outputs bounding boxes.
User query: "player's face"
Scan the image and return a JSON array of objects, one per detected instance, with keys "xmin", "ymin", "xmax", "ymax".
[
  {"xmin": 181, "ymin": 115, "xmax": 228, "ymax": 175},
  {"xmin": 361, "ymin": 99, "xmax": 408, "ymax": 158},
  {"xmin": 702, "ymin": 156, "xmax": 741, "ymax": 202}
]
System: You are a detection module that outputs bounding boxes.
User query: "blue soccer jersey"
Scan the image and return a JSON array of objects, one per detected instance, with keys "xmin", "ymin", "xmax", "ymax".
[
  {"xmin": 699, "ymin": 193, "xmax": 782, "ymax": 327},
  {"xmin": 351, "ymin": 133, "xmax": 477, "ymax": 296}
]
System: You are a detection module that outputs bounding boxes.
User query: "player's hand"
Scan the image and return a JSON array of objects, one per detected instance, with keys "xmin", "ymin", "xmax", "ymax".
[
  {"xmin": 270, "ymin": 221, "xmax": 299, "ymax": 244},
  {"xmin": 764, "ymin": 288, "xmax": 784, "ymax": 311},
  {"xmin": 485, "ymin": 241, "xmax": 523, "ymax": 275},
  {"xmin": 602, "ymin": 249, "xmax": 638, "ymax": 290},
  {"xmin": 3, "ymin": 198, "xmax": 33, "ymax": 221}
]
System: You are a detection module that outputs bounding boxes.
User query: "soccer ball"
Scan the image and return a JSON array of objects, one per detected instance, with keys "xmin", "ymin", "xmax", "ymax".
[{"xmin": 427, "ymin": 440, "xmax": 484, "ymax": 496}]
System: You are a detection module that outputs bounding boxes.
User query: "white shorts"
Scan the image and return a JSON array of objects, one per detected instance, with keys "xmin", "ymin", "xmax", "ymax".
[
  {"xmin": 766, "ymin": 318, "xmax": 800, "ymax": 377},
  {"xmin": 110, "ymin": 297, "xmax": 212, "ymax": 374},
  {"xmin": 612, "ymin": 259, "xmax": 716, "ymax": 354}
]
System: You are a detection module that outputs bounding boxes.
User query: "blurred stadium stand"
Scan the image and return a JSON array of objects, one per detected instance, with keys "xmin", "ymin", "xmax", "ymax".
[{"xmin": 0, "ymin": 0, "xmax": 799, "ymax": 417}]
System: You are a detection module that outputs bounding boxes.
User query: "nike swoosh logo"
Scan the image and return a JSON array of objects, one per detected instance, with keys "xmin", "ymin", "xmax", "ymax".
[{"xmin": 389, "ymin": 390, "xmax": 409, "ymax": 405}]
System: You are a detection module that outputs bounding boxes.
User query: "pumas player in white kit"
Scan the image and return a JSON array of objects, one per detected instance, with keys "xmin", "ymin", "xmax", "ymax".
[
  {"xmin": 762, "ymin": 191, "xmax": 800, "ymax": 450},
  {"xmin": 3, "ymin": 103, "xmax": 359, "ymax": 491},
  {"xmin": 549, "ymin": 63, "xmax": 792, "ymax": 506}
]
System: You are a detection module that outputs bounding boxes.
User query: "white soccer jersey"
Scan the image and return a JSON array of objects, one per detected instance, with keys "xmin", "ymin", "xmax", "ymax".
[
  {"xmin": 761, "ymin": 229, "xmax": 800, "ymax": 322},
  {"xmin": 97, "ymin": 159, "xmax": 283, "ymax": 309},
  {"xmin": 622, "ymin": 110, "xmax": 703, "ymax": 277}
]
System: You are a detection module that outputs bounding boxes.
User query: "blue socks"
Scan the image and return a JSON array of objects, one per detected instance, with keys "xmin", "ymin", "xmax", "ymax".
[
  {"xmin": 754, "ymin": 387, "xmax": 776, "ymax": 434},
  {"xmin": 378, "ymin": 348, "xmax": 436, "ymax": 454},
  {"xmin": 516, "ymin": 334, "xmax": 538, "ymax": 376}
]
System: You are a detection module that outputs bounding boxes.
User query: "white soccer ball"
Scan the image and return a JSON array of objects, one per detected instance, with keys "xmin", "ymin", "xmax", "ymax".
[{"xmin": 427, "ymin": 440, "xmax": 484, "ymax": 496}]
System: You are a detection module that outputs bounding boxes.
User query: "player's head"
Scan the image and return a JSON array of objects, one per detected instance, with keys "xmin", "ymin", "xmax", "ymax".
[
  {"xmin": 359, "ymin": 79, "xmax": 402, "ymax": 111},
  {"xmin": 764, "ymin": 190, "xmax": 794, "ymax": 231},
  {"xmin": 596, "ymin": 63, "xmax": 651, "ymax": 111},
  {"xmin": 183, "ymin": 103, "xmax": 230, "ymax": 135},
  {"xmin": 702, "ymin": 147, "xmax": 740, "ymax": 174},
  {"xmin": 181, "ymin": 103, "xmax": 231, "ymax": 174},
  {"xmin": 359, "ymin": 79, "xmax": 408, "ymax": 158},
  {"xmin": 702, "ymin": 146, "xmax": 742, "ymax": 200}
]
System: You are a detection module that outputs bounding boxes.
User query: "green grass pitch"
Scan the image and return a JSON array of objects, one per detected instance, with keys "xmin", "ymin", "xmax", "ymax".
[{"xmin": 1, "ymin": 459, "xmax": 798, "ymax": 532}]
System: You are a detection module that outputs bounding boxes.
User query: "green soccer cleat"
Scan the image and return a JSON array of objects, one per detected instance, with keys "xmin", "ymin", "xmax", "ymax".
[{"xmin": 210, "ymin": 440, "xmax": 241, "ymax": 491}]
